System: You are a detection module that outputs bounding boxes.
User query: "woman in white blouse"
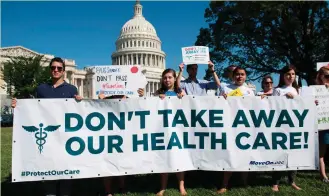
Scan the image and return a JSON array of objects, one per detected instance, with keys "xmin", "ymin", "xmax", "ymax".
[{"xmin": 271, "ymin": 65, "xmax": 301, "ymax": 192}]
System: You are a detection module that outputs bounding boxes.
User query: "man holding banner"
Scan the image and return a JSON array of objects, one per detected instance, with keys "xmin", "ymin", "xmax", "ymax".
[{"xmin": 12, "ymin": 57, "xmax": 82, "ymax": 196}]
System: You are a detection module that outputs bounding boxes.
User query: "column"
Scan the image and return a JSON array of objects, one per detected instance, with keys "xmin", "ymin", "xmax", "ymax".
[
  {"xmin": 149, "ymin": 82, "xmax": 152, "ymax": 95},
  {"xmin": 81, "ymin": 79, "xmax": 84, "ymax": 96},
  {"xmin": 142, "ymin": 53, "xmax": 144, "ymax": 66},
  {"xmin": 156, "ymin": 56, "xmax": 158, "ymax": 67},
  {"xmin": 126, "ymin": 55, "xmax": 128, "ymax": 65},
  {"xmin": 91, "ymin": 77, "xmax": 96, "ymax": 99},
  {"xmin": 146, "ymin": 82, "xmax": 149, "ymax": 96},
  {"xmin": 137, "ymin": 54, "xmax": 140, "ymax": 65},
  {"xmin": 148, "ymin": 54, "xmax": 150, "ymax": 66},
  {"xmin": 130, "ymin": 54, "xmax": 132, "ymax": 65}
]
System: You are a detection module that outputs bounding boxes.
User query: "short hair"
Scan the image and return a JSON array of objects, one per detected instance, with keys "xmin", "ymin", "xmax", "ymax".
[
  {"xmin": 227, "ymin": 65, "xmax": 237, "ymax": 72},
  {"xmin": 49, "ymin": 57, "xmax": 65, "ymax": 71},
  {"xmin": 232, "ymin": 67, "xmax": 246, "ymax": 76},
  {"xmin": 261, "ymin": 75, "xmax": 273, "ymax": 89},
  {"xmin": 186, "ymin": 64, "xmax": 198, "ymax": 70}
]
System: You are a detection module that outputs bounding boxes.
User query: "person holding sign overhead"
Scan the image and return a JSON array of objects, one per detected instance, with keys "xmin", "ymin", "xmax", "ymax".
[
  {"xmin": 154, "ymin": 69, "xmax": 186, "ymax": 196},
  {"xmin": 217, "ymin": 67, "xmax": 254, "ymax": 194},
  {"xmin": 271, "ymin": 65, "xmax": 301, "ymax": 191},
  {"xmin": 176, "ymin": 61, "xmax": 221, "ymax": 96},
  {"xmin": 315, "ymin": 65, "xmax": 329, "ymax": 183}
]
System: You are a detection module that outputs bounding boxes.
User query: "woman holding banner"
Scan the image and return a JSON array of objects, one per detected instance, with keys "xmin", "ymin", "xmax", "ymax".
[
  {"xmin": 217, "ymin": 67, "xmax": 255, "ymax": 194},
  {"xmin": 256, "ymin": 75, "xmax": 274, "ymax": 98},
  {"xmin": 316, "ymin": 65, "xmax": 329, "ymax": 183},
  {"xmin": 154, "ymin": 68, "xmax": 186, "ymax": 196},
  {"xmin": 271, "ymin": 65, "xmax": 302, "ymax": 191}
]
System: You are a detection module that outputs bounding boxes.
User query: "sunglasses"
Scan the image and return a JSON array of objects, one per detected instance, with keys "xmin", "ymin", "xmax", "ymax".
[
  {"xmin": 324, "ymin": 74, "xmax": 329, "ymax": 79},
  {"xmin": 51, "ymin": 66, "xmax": 64, "ymax": 72},
  {"xmin": 263, "ymin": 82, "xmax": 273, "ymax": 84}
]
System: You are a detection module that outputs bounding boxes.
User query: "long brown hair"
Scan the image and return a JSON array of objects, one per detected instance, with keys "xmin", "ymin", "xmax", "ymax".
[
  {"xmin": 316, "ymin": 65, "xmax": 329, "ymax": 85},
  {"xmin": 277, "ymin": 65, "xmax": 299, "ymax": 93},
  {"xmin": 157, "ymin": 69, "xmax": 181, "ymax": 94}
]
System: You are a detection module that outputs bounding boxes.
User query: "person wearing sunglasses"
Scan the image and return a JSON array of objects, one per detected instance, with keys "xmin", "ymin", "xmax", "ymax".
[
  {"xmin": 315, "ymin": 65, "xmax": 329, "ymax": 183},
  {"xmin": 256, "ymin": 75, "xmax": 274, "ymax": 98},
  {"xmin": 11, "ymin": 57, "xmax": 82, "ymax": 196}
]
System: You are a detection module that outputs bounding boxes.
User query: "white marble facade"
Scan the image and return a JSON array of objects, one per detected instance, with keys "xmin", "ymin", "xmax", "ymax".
[{"xmin": 0, "ymin": 0, "xmax": 165, "ymax": 98}]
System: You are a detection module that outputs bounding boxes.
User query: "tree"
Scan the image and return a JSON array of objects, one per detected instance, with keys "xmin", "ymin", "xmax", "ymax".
[
  {"xmin": 1, "ymin": 55, "xmax": 52, "ymax": 98},
  {"xmin": 196, "ymin": 1, "xmax": 329, "ymax": 85}
]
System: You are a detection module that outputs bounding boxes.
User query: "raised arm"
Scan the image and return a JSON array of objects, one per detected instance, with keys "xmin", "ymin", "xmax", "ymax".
[
  {"xmin": 176, "ymin": 63, "xmax": 185, "ymax": 88},
  {"xmin": 208, "ymin": 61, "xmax": 221, "ymax": 87}
]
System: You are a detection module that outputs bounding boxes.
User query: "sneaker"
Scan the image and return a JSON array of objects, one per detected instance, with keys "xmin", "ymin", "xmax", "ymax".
[{"xmin": 323, "ymin": 178, "xmax": 329, "ymax": 183}]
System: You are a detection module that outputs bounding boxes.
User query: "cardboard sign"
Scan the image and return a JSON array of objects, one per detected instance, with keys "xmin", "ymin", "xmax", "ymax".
[
  {"xmin": 317, "ymin": 62, "xmax": 329, "ymax": 71},
  {"xmin": 182, "ymin": 46, "xmax": 210, "ymax": 64},
  {"xmin": 92, "ymin": 65, "xmax": 147, "ymax": 97},
  {"xmin": 301, "ymin": 85, "xmax": 329, "ymax": 130}
]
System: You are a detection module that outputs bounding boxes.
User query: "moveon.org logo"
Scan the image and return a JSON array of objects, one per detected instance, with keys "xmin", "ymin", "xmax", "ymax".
[
  {"xmin": 22, "ymin": 123, "xmax": 60, "ymax": 154},
  {"xmin": 249, "ymin": 161, "xmax": 284, "ymax": 166}
]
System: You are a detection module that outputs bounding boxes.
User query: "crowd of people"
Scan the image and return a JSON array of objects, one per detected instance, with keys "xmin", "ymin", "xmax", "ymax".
[{"xmin": 11, "ymin": 57, "xmax": 329, "ymax": 196}]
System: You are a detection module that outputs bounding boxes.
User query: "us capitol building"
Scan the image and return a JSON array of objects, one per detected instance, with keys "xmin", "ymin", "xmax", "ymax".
[{"xmin": 0, "ymin": 0, "xmax": 165, "ymax": 99}]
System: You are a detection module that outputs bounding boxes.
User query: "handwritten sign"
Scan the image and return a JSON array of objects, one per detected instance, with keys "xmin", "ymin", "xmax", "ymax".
[
  {"xmin": 317, "ymin": 62, "xmax": 329, "ymax": 71},
  {"xmin": 92, "ymin": 65, "xmax": 147, "ymax": 97},
  {"xmin": 182, "ymin": 46, "xmax": 210, "ymax": 64},
  {"xmin": 301, "ymin": 85, "xmax": 329, "ymax": 130}
]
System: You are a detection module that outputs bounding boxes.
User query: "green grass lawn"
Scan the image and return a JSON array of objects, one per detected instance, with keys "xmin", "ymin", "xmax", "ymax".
[{"xmin": 2, "ymin": 127, "xmax": 329, "ymax": 196}]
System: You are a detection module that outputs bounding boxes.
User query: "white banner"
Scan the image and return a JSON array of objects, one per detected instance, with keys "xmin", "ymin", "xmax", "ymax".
[
  {"xmin": 302, "ymin": 85, "xmax": 329, "ymax": 130},
  {"xmin": 91, "ymin": 65, "xmax": 147, "ymax": 97},
  {"xmin": 12, "ymin": 96, "xmax": 318, "ymax": 182},
  {"xmin": 181, "ymin": 46, "xmax": 210, "ymax": 64}
]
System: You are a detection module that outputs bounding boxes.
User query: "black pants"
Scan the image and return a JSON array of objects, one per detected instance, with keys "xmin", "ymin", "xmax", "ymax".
[
  {"xmin": 43, "ymin": 180, "xmax": 71, "ymax": 196},
  {"xmin": 272, "ymin": 170, "xmax": 297, "ymax": 185}
]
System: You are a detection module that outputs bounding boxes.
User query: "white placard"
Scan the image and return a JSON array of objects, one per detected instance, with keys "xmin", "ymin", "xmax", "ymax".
[
  {"xmin": 317, "ymin": 62, "xmax": 329, "ymax": 71},
  {"xmin": 182, "ymin": 46, "xmax": 210, "ymax": 64},
  {"xmin": 91, "ymin": 65, "xmax": 147, "ymax": 98},
  {"xmin": 302, "ymin": 85, "xmax": 329, "ymax": 130}
]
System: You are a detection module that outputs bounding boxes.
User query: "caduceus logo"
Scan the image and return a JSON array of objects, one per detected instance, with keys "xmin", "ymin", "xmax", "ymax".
[{"xmin": 22, "ymin": 123, "xmax": 61, "ymax": 154}]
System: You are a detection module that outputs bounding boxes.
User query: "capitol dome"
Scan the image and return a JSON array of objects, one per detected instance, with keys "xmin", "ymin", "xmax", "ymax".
[
  {"xmin": 120, "ymin": 14, "xmax": 157, "ymax": 37},
  {"xmin": 111, "ymin": 0, "xmax": 166, "ymax": 96}
]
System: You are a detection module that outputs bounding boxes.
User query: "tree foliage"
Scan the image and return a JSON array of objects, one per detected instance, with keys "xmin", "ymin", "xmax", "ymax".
[
  {"xmin": 196, "ymin": 1, "xmax": 329, "ymax": 84},
  {"xmin": 1, "ymin": 55, "xmax": 52, "ymax": 98}
]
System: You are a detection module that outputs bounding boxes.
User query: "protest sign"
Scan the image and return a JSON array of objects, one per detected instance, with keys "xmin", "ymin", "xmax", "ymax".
[
  {"xmin": 92, "ymin": 65, "xmax": 147, "ymax": 97},
  {"xmin": 182, "ymin": 46, "xmax": 210, "ymax": 64},
  {"xmin": 301, "ymin": 85, "xmax": 329, "ymax": 130},
  {"xmin": 317, "ymin": 62, "xmax": 329, "ymax": 71},
  {"xmin": 12, "ymin": 96, "xmax": 318, "ymax": 182}
]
